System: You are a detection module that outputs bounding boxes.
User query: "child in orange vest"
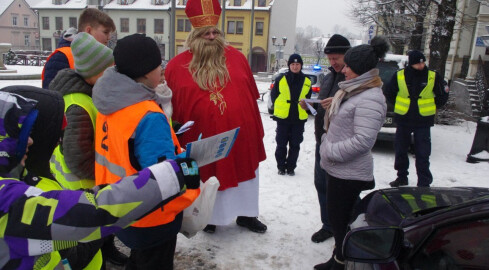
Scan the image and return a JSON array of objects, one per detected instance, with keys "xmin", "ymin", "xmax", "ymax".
[{"xmin": 92, "ymin": 33, "xmax": 197, "ymax": 270}]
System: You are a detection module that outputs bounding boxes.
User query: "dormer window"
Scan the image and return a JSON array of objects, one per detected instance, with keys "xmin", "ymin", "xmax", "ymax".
[
  {"xmin": 234, "ymin": 0, "xmax": 241, "ymax": 6},
  {"xmin": 258, "ymin": 0, "xmax": 266, "ymax": 7}
]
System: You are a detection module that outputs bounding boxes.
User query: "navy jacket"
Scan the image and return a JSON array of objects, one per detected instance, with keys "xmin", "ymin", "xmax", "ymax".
[{"xmin": 42, "ymin": 39, "xmax": 72, "ymax": 89}]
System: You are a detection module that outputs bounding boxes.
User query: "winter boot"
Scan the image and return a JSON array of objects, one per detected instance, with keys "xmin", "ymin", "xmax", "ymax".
[
  {"xmin": 389, "ymin": 177, "xmax": 408, "ymax": 187},
  {"xmin": 278, "ymin": 169, "xmax": 286, "ymax": 175},
  {"xmin": 236, "ymin": 216, "xmax": 267, "ymax": 233},
  {"xmin": 287, "ymin": 169, "xmax": 295, "ymax": 176},
  {"xmin": 311, "ymin": 228, "xmax": 333, "ymax": 243},
  {"xmin": 203, "ymin": 224, "xmax": 216, "ymax": 233}
]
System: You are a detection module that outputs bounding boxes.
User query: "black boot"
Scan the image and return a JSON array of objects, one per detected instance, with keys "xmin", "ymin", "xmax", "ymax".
[
  {"xmin": 311, "ymin": 228, "xmax": 333, "ymax": 243},
  {"xmin": 236, "ymin": 216, "xmax": 267, "ymax": 233},
  {"xmin": 101, "ymin": 235, "xmax": 128, "ymax": 266},
  {"xmin": 389, "ymin": 177, "xmax": 408, "ymax": 187},
  {"xmin": 203, "ymin": 224, "xmax": 216, "ymax": 233}
]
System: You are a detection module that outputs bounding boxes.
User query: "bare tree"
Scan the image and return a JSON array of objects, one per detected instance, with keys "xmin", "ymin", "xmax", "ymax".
[
  {"xmin": 295, "ymin": 26, "xmax": 323, "ymax": 55},
  {"xmin": 428, "ymin": 0, "xmax": 458, "ymax": 76}
]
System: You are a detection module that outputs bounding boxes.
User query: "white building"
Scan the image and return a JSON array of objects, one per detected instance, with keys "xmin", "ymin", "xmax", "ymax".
[{"xmin": 268, "ymin": 0, "xmax": 297, "ymax": 71}]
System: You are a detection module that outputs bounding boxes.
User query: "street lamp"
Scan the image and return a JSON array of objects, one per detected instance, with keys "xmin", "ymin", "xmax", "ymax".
[{"xmin": 272, "ymin": 36, "xmax": 287, "ymax": 71}]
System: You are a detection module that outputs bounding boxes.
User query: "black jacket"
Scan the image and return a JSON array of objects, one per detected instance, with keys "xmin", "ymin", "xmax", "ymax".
[
  {"xmin": 385, "ymin": 66, "xmax": 449, "ymax": 127},
  {"xmin": 314, "ymin": 67, "xmax": 345, "ymax": 143},
  {"xmin": 271, "ymin": 70, "xmax": 312, "ymax": 122}
]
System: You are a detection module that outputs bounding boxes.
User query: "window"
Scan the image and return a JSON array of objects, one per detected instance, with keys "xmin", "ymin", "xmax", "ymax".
[
  {"xmin": 69, "ymin": 17, "xmax": 77, "ymax": 28},
  {"xmin": 182, "ymin": 0, "xmax": 188, "ymax": 4},
  {"xmin": 177, "ymin": 19, "xmax": 184, "ymax": 32},
  {"xmin": 227, "ymin": 21, "xmax": 235, "ymax": 34},
  {"xmin": 120, "ymin": 18, "xmax": 129, "ymax": 32},
  {"xmin": 12, "ymin": 16, "xmax": 17, "ymax": 26},
  {"xmin": 236, "ymin": 21, "xmax": 244, "ymax": 34},
  {"xmin": 177, "ymin": 19, "xmax": 191, "ymax": 32},
  {"xmin": 42, "ymin": 38, "xmax": 52, "ymax": 51},
  {"xmin": 234, "ymin": 0, "xmax": 241, "ymax": 6},
  {"xmin": 137, "ymin": 19, "xmax": 146, "ymax": 33},
  {"xmin": 185, "ymin": 19, "xmax": 191, "ymax": 32},
  {"xmin": 55, "ymin": 17, "xmax": 63, "ymax": 30},
  {"xmin": 24, "ymin": 17, "xmax": 28, "ymax": 27},
  {"xmin": 258, "ymin": 0, "xmax": 266, "ymax": 6},
  {"xmin": 42, "ymin": 17, "xmax": 49, "ymax": 30},
  {"xmin": 154, "ymin": 19, "xmax": 164, "ymax": 34},
  {"xmin": 255, "ymin": 21, "xmax": 264, "ymax": 35},
  {"xmin": 24, "ymin": 35, "xmax": 30, "ymax": 46},
  {"xmin": 227, "ymin": 20, "xmax": 244, "ymax": 35}
]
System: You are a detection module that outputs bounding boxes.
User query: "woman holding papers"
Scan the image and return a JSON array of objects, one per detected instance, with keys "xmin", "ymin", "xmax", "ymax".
[
  {"xmin": 316, "ymin": 37, "xmax": 388, "ymax": 270},
  {"xmin": 270, "ymin": 54, "xmax": 312, "ymax": 176}
]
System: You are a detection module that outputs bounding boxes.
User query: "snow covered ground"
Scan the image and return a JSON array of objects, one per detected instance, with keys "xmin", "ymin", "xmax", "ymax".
[{"xmin": 1, "ymin": 66, "xmax": 488, "ymax": 269}]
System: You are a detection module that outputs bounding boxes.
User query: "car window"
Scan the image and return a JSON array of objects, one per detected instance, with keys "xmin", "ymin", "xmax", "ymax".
[
  {"xmin": 305, "ymin": 74, "xmax": 318, "ymax": 85},
  {"xmin": 410, "ymin": 218, "xmax": 489, "ymax": 269}
]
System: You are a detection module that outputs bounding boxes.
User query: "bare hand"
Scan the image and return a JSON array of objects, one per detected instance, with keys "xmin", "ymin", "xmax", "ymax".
[
  {"xmin": 299, "ymin": 100, "xmax": 308, "ymax": 110},
  {"xmin": 320, "ymin": 97, "xmax": 333, "ymax": 109}
]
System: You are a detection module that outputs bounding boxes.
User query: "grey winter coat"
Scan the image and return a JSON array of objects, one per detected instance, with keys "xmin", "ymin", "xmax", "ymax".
[
  {"xmin": 49, "ymin": 68, "xmax": 95, "ymax": 179},
  {"xmin": 319, "ymin": 77, "xmax": 387, "ymax": 181}
]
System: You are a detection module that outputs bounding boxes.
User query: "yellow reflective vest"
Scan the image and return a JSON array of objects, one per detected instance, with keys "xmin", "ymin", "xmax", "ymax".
[
  {"xmin": 273, "ymin": 75, "xmax": 311, "ymax": 120},
  {"xmin": 50, "ymin": 93, "xmax": 97, "ymax": 190},
  {"xmin": 395, "ymin": 69, "xmax": 436, "ymax": 116}
]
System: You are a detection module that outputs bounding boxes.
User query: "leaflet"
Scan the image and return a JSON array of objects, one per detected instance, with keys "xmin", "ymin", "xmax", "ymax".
[{"xmin": 185, "ymin": 128, "xmax": 240, "ymax": 167}]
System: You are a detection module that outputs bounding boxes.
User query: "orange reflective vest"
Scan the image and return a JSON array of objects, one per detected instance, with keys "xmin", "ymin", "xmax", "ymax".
[
  {"xmin": 95, "ymin": 100, "xmax": 199, "ymax": 228},
  {"xmin": 41, "ymin": 47, "xmax": 75, "ymax": 81}
]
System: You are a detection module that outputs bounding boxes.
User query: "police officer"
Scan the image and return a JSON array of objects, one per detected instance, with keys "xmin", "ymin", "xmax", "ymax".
[
  {"xmin": 270, "ymin": 54, "xmax": 312, "ymax": 176},
  {"xmin": 385, "ymin": 50, "xmax": 449, "ymax": 187}
]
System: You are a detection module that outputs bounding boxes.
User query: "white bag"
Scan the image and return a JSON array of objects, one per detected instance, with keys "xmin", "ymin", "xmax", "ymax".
[{"xmin": 180, "ymin": 177, "xmax": 220, "ymax": 238}]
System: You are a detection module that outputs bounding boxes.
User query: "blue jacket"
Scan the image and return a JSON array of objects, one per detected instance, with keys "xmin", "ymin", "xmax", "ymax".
[{"xmin": 42, "ymin": 39, "xmax": 72, "ymax": 89}]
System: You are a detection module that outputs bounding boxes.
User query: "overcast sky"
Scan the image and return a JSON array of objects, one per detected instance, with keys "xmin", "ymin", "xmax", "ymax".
[{"xmin": 296, "ymin": 0, "xmax": 363, "ymax": 37}]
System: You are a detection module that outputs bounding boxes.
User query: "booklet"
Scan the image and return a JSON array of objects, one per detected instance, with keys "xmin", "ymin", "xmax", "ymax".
[{"xmin": 185, "ymin": 127, "xmax": 240, "ymax": 167}]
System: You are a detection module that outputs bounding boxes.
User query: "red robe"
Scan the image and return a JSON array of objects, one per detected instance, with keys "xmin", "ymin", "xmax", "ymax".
[{"xmin": 166, "ymin": 46, "xmax": 266, "ymax": 191}]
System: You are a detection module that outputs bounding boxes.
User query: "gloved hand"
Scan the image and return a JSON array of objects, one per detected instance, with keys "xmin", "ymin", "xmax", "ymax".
[{"xmin": 171, "ymin": 158, "xmax": 200, "ymax": 189}]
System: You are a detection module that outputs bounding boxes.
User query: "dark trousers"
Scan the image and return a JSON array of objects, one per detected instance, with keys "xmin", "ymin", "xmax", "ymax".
[
  {"xmin": 327, "ymin": 175, "xmax": 373, "ymax": 261},
  {"xmin": 275, "ymin": 121, "xmax": 305, "ymax": 172},
  {"xmin": 394, "ymin": 125, "xmax": 432, "ymax": 187},
  {"xmin": 125, "ymin": 235, "xmax": 177, "ymax": 270},
  {"xmin": 314, "ymin": 143, "xmax": 331, "ymax": 231}
]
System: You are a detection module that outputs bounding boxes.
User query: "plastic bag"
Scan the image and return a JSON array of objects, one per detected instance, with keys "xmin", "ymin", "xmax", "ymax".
[{"xmin": 180, "ymin": 177, "xmax": 220, "ymax": 238}]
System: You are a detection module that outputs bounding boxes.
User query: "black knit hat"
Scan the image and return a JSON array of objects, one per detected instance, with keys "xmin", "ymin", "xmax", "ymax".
[
  {"xmin": 324, "ymin": 34, "xmax": 351, "ymax": 54},
  {"xmin": 344, "ymin": 36, "xmax": 389, "ymax": 75},
  {"xmin": 408, "ymin": 50, "xmax": 426, "ymax": 66},
  {"xmin": 114, "ymin": 34, "xmax": 162, "ymax": 79},
  {"xmin": 288, "ymin": 54, "xmax": 303, "ymax": 67}
]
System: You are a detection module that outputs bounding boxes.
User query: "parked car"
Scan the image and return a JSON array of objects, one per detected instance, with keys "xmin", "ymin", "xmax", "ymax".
[
  {"xmin": 267, "ymin": 65, "xmax": 325, "ymax": 114},
  {"xmin": 343, "ymin": 186, "xmax": 489, "ymax": 270}
]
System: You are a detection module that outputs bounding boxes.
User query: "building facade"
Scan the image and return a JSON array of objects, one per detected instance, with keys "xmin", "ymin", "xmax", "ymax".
[{"xmin": 0, "ymin": 0, "xmax": 39, "ymax": 50}]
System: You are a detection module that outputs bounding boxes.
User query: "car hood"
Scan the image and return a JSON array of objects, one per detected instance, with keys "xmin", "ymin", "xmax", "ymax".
[{"xmin": 350, "ymin": 187, "xmax": 489, "ymax": 229}]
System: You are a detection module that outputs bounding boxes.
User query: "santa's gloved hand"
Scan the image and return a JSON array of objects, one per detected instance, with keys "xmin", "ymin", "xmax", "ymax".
[{"xmin": 169, "ymin": 158, "xmax": 200, "ymax": 189}]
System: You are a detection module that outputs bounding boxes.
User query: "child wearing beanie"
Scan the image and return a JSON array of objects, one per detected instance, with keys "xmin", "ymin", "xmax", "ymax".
[
  {"xmin": 92, "ymin": 33, "xmax": 198, "ymax": 269},
  {"xmin": 48, "ymin": 32, "xmax": 118, "ymax": 268}
]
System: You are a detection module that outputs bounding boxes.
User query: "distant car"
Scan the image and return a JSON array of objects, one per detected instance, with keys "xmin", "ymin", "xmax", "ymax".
[
  {"xmin": 267, "ymin": 66, "xmax": 325, "ymax": 114},
  {"xmin": 376, "ymin": 54, "xmax": 408, "ymax": 141},
  {"xmin": 343, "ymin": 186, "xmax": 489, "ymax": 270}
]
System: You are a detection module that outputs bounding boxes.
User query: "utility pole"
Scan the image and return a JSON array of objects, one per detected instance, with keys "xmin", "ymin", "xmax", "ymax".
[
  {"xmin": 248, "ymin": 0, "xmax": 255, "ymax": 68},
  {"xmin": 169, "ymin": 0, "xmax": 176, "ymax": 59},
  {"xmin": 221, "ymin": 0, "xmax": 226, "ymax": 35}
]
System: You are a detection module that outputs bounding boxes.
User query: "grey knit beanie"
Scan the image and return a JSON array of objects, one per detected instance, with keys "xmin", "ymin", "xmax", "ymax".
[{"xmin": 71, "ymin": 32, "xmax": 114, "ymax": 79}]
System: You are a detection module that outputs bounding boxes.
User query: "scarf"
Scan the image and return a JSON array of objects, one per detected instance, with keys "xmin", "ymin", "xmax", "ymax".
[{"xmin": 323, "ymin": 68, "xmax": 383, "ymax": 132}]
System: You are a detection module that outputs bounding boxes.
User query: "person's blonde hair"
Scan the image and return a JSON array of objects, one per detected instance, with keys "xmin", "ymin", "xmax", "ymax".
[{"xmin": 185, "ymin": 26, "xmax": 230, "ymax": 91}]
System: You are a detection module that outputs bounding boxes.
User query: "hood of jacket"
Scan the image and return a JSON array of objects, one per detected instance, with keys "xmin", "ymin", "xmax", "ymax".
[
  {"xmin": 49, "ymin": 68, "xmax": 93, "ymax": 97},
  {"xmin": 93, "ymin": 66, "xmax": 166, "ymax": 115}
]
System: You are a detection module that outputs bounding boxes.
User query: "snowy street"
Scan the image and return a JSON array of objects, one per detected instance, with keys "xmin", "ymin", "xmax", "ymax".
[{"xmin": 0, "ymin": 72, "xmax": 488, "ymax": 270}]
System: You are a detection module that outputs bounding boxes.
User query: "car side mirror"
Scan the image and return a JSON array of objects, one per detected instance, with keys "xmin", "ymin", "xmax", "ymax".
[{"xmin": 343, "ymin": 227, "xmax": 403, "ymax": 264}]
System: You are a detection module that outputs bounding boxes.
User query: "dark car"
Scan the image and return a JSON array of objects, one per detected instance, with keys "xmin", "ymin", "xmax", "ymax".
[{"xmin": 343, "ymin": 187, "xmax": 489, "ymax": 270}]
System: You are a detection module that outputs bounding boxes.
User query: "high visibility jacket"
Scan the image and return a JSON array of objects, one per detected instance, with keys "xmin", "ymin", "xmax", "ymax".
[
  {"xmin": 50, "ymin": 93, "xmax": 97, "ymax": 190},
  {"xmin": 395, "ymin": 69, "xmax": 436, "ymax": 116},
  {"xmin": 95, "ymin": 100, "xmax": 199, "ymax": 228},
  {"xmin": 21, "ymin": 176, "xmax": 102, "ymax": 270},
  {"xmin": 273, "ymin": 76, "xmax": 311, "ymax": 120},
  {"xmin": 41, "ymin": 47, "xmax": 75, "ymax": 81}
]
